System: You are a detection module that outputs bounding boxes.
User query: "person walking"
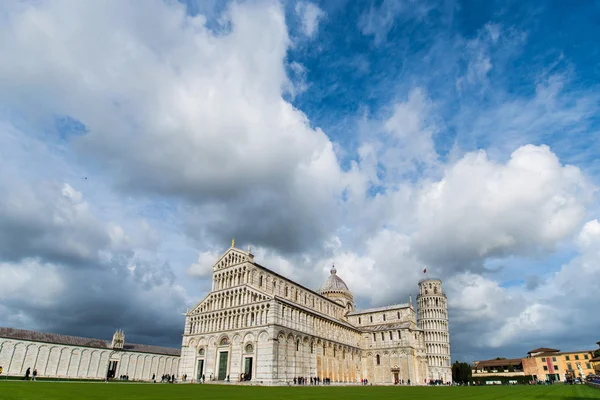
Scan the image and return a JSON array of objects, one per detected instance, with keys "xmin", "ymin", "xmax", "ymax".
[{"xmin": 32, "ymin": 369, "xmax": 37, "ymax": 381}]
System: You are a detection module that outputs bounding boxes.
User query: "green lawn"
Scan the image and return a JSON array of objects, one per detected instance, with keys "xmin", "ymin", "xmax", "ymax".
[{"xmin": 0, "ymin": 382, "xmax": 599, "ymax": 400}]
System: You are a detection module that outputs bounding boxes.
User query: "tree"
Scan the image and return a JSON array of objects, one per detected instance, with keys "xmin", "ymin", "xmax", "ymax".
[{"xmin": 452, "ymin": 361, "xmax": 473, "ymax": 383}]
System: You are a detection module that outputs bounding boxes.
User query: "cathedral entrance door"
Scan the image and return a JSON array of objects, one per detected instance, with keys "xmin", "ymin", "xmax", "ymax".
[
  {"xmin": 196, "ymin": 359, "xmax": 204, "ymax": 382},
  {"xmin": 218, "ymin": 352, "xmax": 229, "ymax": 380},
  {"xmin": 244, "ymin": 357, "xmax": 253, "ymax": 381},
  {"xmin": 393, "ymin": 372, "xmax": 399, "ymax": 383}
]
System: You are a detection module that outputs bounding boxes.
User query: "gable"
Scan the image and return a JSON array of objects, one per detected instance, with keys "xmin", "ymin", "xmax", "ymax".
[
  {"xmin": 214, "ymin": 247, "xmax": 254, "ymax": 271},
  {"xmin": 188, "ymin": 285, "xmax": 271, "ymax": 315}
]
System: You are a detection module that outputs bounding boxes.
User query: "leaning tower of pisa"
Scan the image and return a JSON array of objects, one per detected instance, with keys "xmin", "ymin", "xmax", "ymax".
[{"xmin": 417, "ymin": 278, "xmax": 451, "ymax": 383}]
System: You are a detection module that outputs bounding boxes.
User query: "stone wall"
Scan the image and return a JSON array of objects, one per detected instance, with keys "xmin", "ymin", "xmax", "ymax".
[{"xmin": 0, "ymin": 338, "xmax": 179, "ymax": 380}]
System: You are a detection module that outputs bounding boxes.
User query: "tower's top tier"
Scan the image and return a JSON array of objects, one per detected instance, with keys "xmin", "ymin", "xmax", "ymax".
[{"xmin": 418, "ymin": 278, "xmax": 444, "ymax": 297}]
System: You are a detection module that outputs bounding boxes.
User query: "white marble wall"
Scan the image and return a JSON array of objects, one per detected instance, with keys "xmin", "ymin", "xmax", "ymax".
[
  {"xmin": 179, "ymin": 326, "xmax": 276, "ymax": 383},
  {"xmin": 0, "ymin": 338, "xmax": 179, "ymax": 380}
]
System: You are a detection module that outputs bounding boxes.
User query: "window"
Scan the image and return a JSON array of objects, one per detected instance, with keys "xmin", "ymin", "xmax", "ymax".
[
  {"xmin": 553, "ymin": 365, "xmax": 558, "ymax": 370},
  {"xmin": 397, "ymin": 312, "xmax": 400, "ymax": 319},
  {"xmin": 584, "ymin": 355, "xmax": 589, "ymax": 360},
  {"xmin": 575, "ymin": 355, "xmax": 579, "ymax": 360},
  {"xmin": 542, "ymin": 358, "xmax": 546, "ymax": 362},
  {"xmin": 296, "ymin": 340, "xmax": 300, "ymax": 351},
  {"xmin": 552, "ymin": 357, "xmax": 556, "ymax": 362},
  {"xmin": 373, "ymin": 333, "xmax": 376, "ymax": 341},
  {"xmin": 389, "ymin": 331, "xmax": 393, "ymax": 340},
  {"xmin": 586, "ymin": 363, "xmax": 591, "ymax": 369},
  {"xmin": 370, "ymin": 316, "xmax": 373, "ymax": 323},
  {"xmin": 543, "ymin": 366, "xmax": 548, "ymax": 371},
  {"xmin": 358, "ymin": 317, "xmax": 361, "ymax": 324},
  {"xmin": 566, "ymin": 355, "xmax": 570, "ymax": 361},
  {"xmin": 259, "ymin": 275, "xmax": 263, "ymax": 287},
  {"xmin": 376, "ymin": 354, "xmax": 380, "ymax": 365},
  {"xmin": 568, "ymin": 363, "xmax": 572, "ymax": 370},
  {"xmin": 383, "ymin": 314, "xmax": 386, "ymax": 321},
  {"xmin": 285, "ymin": 287, "xmax": 289, "ymax": 297},
  {"xmin": 282, "ymin": 307, "xmax": 285, "ymax": 317},
  {"xmin": 381, "ymin": 332, "xmax": 384, "ymax": 341}
]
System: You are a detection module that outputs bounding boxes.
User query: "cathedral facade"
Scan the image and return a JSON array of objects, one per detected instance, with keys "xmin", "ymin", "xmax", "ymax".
[{"xmin": 179, "ymin": 245, "xmax": 451, "ymax": 385}]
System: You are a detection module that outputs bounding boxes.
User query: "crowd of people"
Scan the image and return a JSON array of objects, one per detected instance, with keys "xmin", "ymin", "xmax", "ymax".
[
  {"xmin": 291, "ymin": 376, "xmax": 334, "ymax": 385},
  {"xmin": 427, "ymin": 379, "xmax": 451, "ymax": 385},
  {"xmin": 150, "ymin": 373, "xmax": 176, "ymax": 383}
]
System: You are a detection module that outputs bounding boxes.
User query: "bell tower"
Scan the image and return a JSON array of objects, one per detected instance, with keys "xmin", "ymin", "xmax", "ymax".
[{"xmin": 417, "ymin": 278, "xmax": 451, "ymax": 382}]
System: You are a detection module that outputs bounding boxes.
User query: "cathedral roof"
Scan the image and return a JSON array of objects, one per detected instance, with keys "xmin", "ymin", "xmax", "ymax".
[
  {"xmin": 347, "ymin": 303, "xmax": 411, "ymax": 316},
  {"xmin": 0, "ymin": 327, "xmax": 180, "ymax": 356},
  {"xmin": 318, "ymin": 265, "xmax": 350, "ymax": 294},
  {"xmin": 358, "ymin": 321, "xmax": 413, "ymax": 332}
]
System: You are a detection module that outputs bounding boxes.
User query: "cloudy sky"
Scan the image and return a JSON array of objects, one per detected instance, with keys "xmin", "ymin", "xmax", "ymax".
[{"xmin": 0, "ymin": 0, "xmax": 599, "ymax": 363}]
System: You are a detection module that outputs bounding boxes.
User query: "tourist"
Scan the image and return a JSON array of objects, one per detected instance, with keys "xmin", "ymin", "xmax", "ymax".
[{"xmin": 32, "ymin": 369, "xmax": 37, "ymax": 381}]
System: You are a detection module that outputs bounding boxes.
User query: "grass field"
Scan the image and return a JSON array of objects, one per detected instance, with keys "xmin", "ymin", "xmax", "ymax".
[{"xmin": 0, "ymin": 382, "xmax": 599, "ymax": 400}]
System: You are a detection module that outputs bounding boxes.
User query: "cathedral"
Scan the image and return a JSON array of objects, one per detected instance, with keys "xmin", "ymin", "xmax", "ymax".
[{"xmin": 179, "ymin": 243, "xmax": 451, "ymax": 385}]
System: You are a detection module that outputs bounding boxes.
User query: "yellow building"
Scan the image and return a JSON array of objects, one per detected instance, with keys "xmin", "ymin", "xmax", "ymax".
[{"xmin": 522, "ymin": 347, "xmax": 595, "ymax": 382}]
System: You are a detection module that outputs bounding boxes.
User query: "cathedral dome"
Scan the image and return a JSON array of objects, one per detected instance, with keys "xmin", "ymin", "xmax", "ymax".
[{"xmin": 319, "ymin": 265, "xmax": 350, "ymax": 293}]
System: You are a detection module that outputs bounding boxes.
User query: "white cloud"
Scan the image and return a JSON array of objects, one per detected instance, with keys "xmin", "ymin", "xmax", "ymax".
[
  {"xmin": 358, "ymin": 0, "xmax": 434, "ymax": 44},
  {"xmin": 188, "ymin": 250, "xmax": 223, "ymax": 278},
  {"xmin": 0, "ymin": 0, "xmax": 345, "ymax": 252},
  {"xmin": 295, "ymin": 2, "xmax": 326, "ymax": 38},
  {"xmin": 1, "ymin": 0, "xmax": 599, "ymax": 361},
  {"xmin": 0, "ymin": 260, "xmax": 64, "ymax": 306},
  {"xmin": 447, "ymin": 219, "xmax": 600, "ymax": 351},
  {"xmin": 413, "ymin": 144, "xmax": 592, "ymax": 270},
  {"xmin": 382, "ymin": 88, "xmax": 439, "ymax": 171}
]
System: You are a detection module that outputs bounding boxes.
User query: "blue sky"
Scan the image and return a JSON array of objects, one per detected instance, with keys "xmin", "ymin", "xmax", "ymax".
[{"xmin": 0, "ymin": 0, "xmax": 599, "ymax": 364}]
